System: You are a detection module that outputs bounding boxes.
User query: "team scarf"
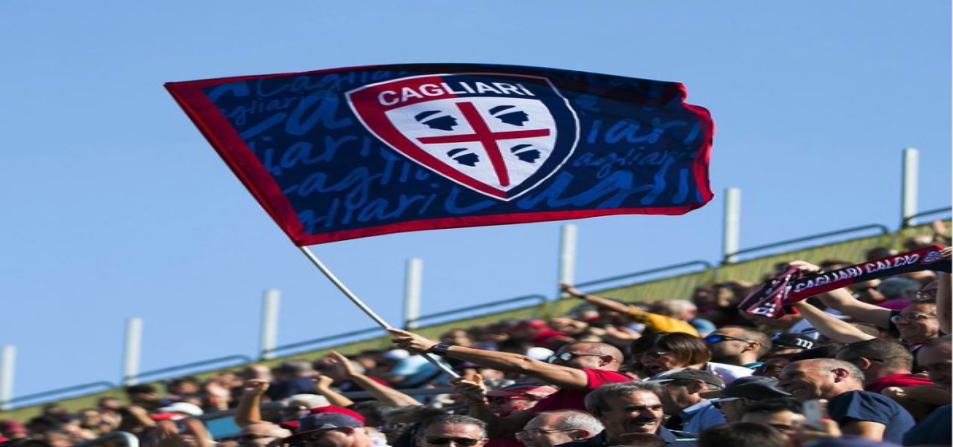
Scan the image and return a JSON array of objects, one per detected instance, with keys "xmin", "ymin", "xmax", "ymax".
[{"xmin": 739, "ymin": 244, "xmax": 951, "ymax": 318}]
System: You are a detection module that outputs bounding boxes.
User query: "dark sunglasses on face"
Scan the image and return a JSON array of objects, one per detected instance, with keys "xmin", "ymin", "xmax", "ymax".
[
  {"xmin": 703, "ymin": 334, "xmax": 751, "ymax": 344},
  {"xmin": 546, "ymin": 352, "xmax": 604, "ymax": 364},
  {"xmin": 425, "ymin": 437, "xmax": 481, "ymax": 446}
]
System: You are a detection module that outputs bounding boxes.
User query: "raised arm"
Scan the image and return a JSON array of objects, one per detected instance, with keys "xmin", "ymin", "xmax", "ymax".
[
  {"xmin": 234, "ymin": 379, "xmax": 268, "ymax": 427},
  {"xmin": 313, "ymin": 373, "xmax": 354, "ymax": 408},
  {"xmin": 451, "ymin": 374, "xmax": 536, "ymax": 439},
  {"xmin": 792, "ymin": 301, "xmax": 874, "ymax": 343},
  {"xmin": 325, "ymin": 351, "xmax": 421, "ymax": 407},
  {"xmin": 788, "ymin": 261, "xmax": 892, "ymax": 328},
  {"xmin": 560, "ymin": 282, "xmax": 631, "ymax": 314},
  {"xmin": 388, "ymin": 328, "xmax": 591, "ymax": 389}
]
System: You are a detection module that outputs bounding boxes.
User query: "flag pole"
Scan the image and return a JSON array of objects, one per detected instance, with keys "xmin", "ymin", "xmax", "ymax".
[{"xmin": 298, "ymin": 246, "xmax": 459, "ymax": 378}]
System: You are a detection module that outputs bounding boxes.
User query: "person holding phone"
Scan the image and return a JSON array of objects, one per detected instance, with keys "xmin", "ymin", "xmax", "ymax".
[{"xmin": 777, "ymin": 359, "xmax": 914, "ymax": 443}]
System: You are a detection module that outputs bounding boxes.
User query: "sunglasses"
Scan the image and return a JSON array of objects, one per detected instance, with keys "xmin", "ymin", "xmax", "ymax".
[
  {"xmin": 703, "ymin": 334, "xmax": 750, "ymax": 344},
  {"xmin": 891, "ymin": 312, "xmax": 937, "ymax": 323},
  {"xmin": 425, "ymin": 437, "xmax": 481, "ymax": 446},
  {"xmin": 546, "ymin": 352, "xmax": 604, "ymax": 364}
]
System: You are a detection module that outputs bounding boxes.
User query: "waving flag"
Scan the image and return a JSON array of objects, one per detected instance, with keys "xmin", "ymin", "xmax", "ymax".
[
  {"xmin": 166, "ymin": 64, "xmax": 714, "ymax": 245},
  {"xmin": 739, "ymin": 245, "xmax": 952, "ymax": 318}
]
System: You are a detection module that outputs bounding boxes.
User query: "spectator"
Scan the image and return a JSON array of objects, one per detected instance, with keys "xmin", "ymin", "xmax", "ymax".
[
  {"xmin": 391, "ymin": 328, "xmax": 628, "ymax": 439},
  {"xmin": 698, "ymin": 376, "xmax": 791, "ymax": 422},
  {"xmin": 238, "ymin": 364, "xmax": 273, "ymax": 382},
  {"xmin": 281, "ymin": 407, "xmax": 373, "ymax": 447},
  {"xmin": 645, "ymin": 369, "xmax": 726, "ymax": 435},
  {"xmin": 902, "ymin": 336, "xmax": 952, "ymax": 446},
  {"xmin": 415, "ymin": 415, "xmax": 489, "ymax": 447},
  {"xmin": 697, "ymin": 422, "xmax": 788, "ymax": 447},
  {"xmin": 834, "ymin": 340, "xmax": 933, "ymax": 393},
  {"xmin": 789, "ymin": 261, "xmax": 943, "ymax": 354},
  {"xmin": 572, "ymin": 381, "xmax": 695, "ymax": 446},
  {"xmin": 234, "ymin": 423, "xmax": 291, "ymax": 447},
  {"xmin": 380, "ymin": 405, "xmax": 447, "ymax": 447},
  {"xmin": 0, "ymin": 421, "xmax": 27, "ymax": 441},
  {"xmin": 767, "ymin": 333, "xmax": 816, "ymax": 355},
  {"xmin": 268, "ymin": 359, "xmax": 318, "ymax": 401},
  {"xmin": 777, "ymin": 359, "xmax": 914, "ymax": 443},
  {"xmin": 485, "ymin": 384, "xmax": 557, "ymax": 416},
  {"xmin": 124, "ymin": 384, "xmax": 163, "ymax": 410},
  {"xmin": 739, "ymin": 398, "xmax": 805, "ymax": 441},
  {"xmin": 702, "ymin": 326, "xmax": 771, "ymax": 368},
  {"xmin": 752, "ymin": 354, "xmax": 795, "ymax": 379},
  {"xmin": 630, "ymin": 333, "xmax": 751, "ymax": 383},
  {"xmin": 515, "ymin": 411, "xmax": 603, "ymax": 447},
  {"xmin": 561, "ymin": 283, "xmax": 699, "ymax": 336}
]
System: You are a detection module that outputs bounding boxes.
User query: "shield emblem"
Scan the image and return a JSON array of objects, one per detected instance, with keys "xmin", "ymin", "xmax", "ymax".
[{"xmin": 347, "ymin": 73, "xmax": 579, "ymax": 200}]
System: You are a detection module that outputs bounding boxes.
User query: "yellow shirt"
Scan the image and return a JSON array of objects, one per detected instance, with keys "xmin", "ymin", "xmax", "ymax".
[{"xmin": 627, "ymin": 308, "xmax": 699, "ymax": 336}]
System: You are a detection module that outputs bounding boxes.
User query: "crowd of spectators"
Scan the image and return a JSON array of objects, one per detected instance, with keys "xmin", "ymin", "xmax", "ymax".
[{"xmin": 1, "ymin": 225, "xmax": 950, "ymax": 447}]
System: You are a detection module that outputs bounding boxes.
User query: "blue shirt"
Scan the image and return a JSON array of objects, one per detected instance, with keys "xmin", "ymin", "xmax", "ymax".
[
  {"xmin": 680, "ymin": 400, "xmax": 727, "ymax": 435},
  {"xmin": 828, "ymin": 390, "xmax": 915, "ymax": 444},
  {"xmin": 903, "ymin": 404, "xmax": 951, "ymax": 446}
]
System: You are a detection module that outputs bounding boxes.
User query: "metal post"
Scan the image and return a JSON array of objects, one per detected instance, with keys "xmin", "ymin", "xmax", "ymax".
[
  {"xmin": 0, "ymin": 346, "xmax": 15, "ymax": 410},
  {"xmin": 901, "ymin": 148, "xmax": 919, "ymax": 227},
  {"xmin": 557, "ymin": 224, "xmax": 578, "ymax": 298},
  {"xmin": 122, "ymin": 318, "xmax": 143, "ymax": 386},
  {"xmin": 404, "ymin": 258, "xmax": 423, "ymax": 329},
  {"xmin": 723, "ymin": 187, "xmax": 741, "ymax": 263},
  {"xmin": 260, "ymin": 289, "xmax": 280, "ymax": 360}
]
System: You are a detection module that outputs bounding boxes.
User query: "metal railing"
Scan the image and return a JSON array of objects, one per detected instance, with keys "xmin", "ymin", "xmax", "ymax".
[
  {"xmin": 902, "ymin": 206, "xmax": 952, "ymax": 228},
  {"xmin": 128, "ymin": 355, "xmax": 254, "ymax": 384},
  {"xmin": 4, "ymin": 381, "xmax": 117, "ymax": 409},
  {"xmin": 407, "ymin": 294, "xmax": 547, "ymax": 327},
  {"xmin": 264, "ymin": 327, "xmax": 383, "ymax": 358},
  {"xmin": 575, "ymin": 260, "xmax": 715, "ymax": 290},
  {"xmin": 722, "ymin": 223, "xmax": 891, "ymax": 264},
  {"xmin": 265, "ymin": 294, "xmax": 548, "ymax": 358}
]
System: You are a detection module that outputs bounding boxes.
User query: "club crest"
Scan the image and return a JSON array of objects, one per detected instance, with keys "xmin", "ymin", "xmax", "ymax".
[{"xmin": 347, "ymin": 73, "xmax": 579, "ymax": 200}]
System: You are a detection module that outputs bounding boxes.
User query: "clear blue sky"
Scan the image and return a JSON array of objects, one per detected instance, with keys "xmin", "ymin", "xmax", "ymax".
[{"xmin": 1, "ymin": 1, "xmax": 950, "ymax": 400}]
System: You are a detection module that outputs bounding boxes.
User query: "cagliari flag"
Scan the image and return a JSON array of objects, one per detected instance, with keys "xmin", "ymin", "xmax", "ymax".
[{"xmin": 166, "ymin": 64, "xmax": 714, "ymax": 246}]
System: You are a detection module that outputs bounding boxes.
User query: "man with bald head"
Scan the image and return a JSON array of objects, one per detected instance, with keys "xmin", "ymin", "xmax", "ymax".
[
  {"xmin": 390, "ymin": 329, "xmax": 629, "ymax": 439},
  {"xmin": 777, "ymin": 358, "xmax": 914, "ymax": 444}
]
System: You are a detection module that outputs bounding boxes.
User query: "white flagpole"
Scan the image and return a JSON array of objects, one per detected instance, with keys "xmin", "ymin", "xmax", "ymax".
[{"xmin": 297, "ymin": 246, "xmax": 459, "ymax": 378}]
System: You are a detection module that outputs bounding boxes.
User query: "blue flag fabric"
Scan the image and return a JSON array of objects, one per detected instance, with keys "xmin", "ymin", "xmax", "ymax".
[{"xmin": 166, "ymin": 64, "xmax": 714, "ymax": 246}]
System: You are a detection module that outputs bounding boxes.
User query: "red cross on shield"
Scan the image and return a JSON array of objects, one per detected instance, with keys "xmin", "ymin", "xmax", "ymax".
[{"xmin": 347, "ymin": 73, "xmax": 579, "ymax": 200}]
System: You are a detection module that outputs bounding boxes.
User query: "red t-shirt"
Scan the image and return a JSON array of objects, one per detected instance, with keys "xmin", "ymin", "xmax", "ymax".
[
  {"xmin": 865, "ymin": 373, "xmax": 933, "ymax": 394},
  {"xmin": 532, "ymin": 369, "xmax": 632, "ymax": 414}
]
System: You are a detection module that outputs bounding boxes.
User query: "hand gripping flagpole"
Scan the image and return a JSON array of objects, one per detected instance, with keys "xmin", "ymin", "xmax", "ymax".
[{"xmin": 298, "ymin": 246, "xmax": 459, "ymax": 378}]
